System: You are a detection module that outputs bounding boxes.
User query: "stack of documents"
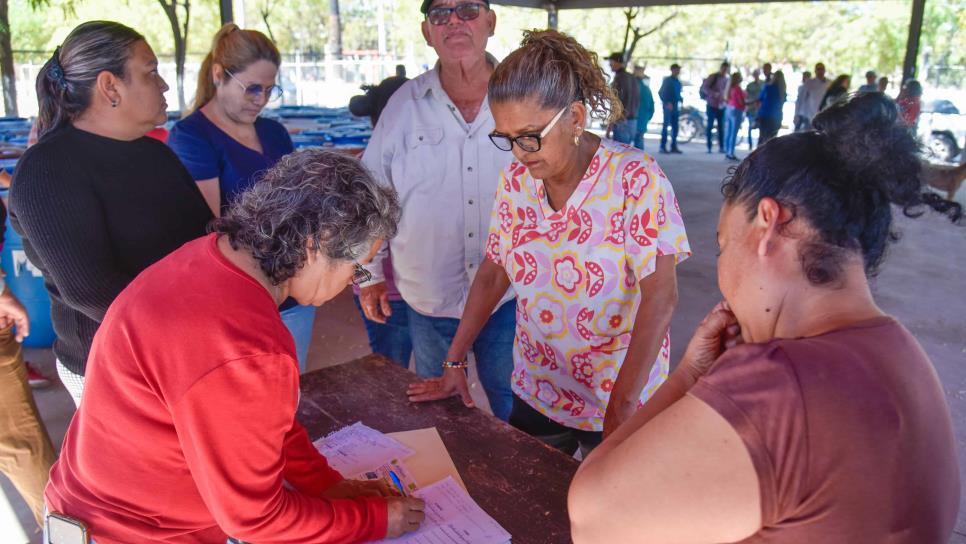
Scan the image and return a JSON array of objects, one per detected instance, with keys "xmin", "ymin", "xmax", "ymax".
[{"xmin": 315, "ymin": 423, "xmax": 511, "ymax": 543}]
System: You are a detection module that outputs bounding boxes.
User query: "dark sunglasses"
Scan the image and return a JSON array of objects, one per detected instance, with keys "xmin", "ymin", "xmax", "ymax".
[
  {"xmin": 225, "ymin": 69, "xmax": 283, "ymax": 102},
  {"xmin": 351, "ymin": 263, "xmax": 372, "ymax": 286},
  {"xmin": 488, "ymin": 106, "xmax": 568, "ymax": 153},
  {"xmin": 426, "ymin": 3, "xmax": 487, "ymax": 26}
]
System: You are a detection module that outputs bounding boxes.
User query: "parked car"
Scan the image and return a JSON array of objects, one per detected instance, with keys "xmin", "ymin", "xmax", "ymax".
[{"xmin": 919, "ymin": 99, "xmax": 966, "ymax": 163}]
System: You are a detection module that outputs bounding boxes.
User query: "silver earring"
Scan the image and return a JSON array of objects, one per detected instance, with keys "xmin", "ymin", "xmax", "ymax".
[
  {"xmin": 111, "ymin": 101, "xmax": 118, "ymax": 108},
  {"xmin": 574, "ymin": 132, "xmax": 580, "ymax": 146}
]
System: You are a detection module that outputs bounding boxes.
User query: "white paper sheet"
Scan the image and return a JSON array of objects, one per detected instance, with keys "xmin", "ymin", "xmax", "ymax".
[
  {"xmin": 382, "ymin": 477, "xmax": 512, "ymax": 544},
  {"xmin": 314, "ymin": 422, "xmax": 414, "ymax": 478}
]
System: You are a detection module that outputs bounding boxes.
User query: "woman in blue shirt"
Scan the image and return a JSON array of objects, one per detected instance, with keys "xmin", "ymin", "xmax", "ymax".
[
  {"xmin": 756, "ymin": 70, "xmax": 787, "ymax": 147},
  {"xmin": 169, "ymin": 24, "xmax": 316, "ymax": 371}
]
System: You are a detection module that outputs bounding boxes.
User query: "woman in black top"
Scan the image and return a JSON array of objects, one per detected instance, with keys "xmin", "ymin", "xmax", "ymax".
[{"xmin": 10, "ymin": 21, "xmax": 212, "ymax": 406}]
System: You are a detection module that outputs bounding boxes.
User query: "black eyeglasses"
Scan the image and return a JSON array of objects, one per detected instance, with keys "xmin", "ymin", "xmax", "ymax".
[
  {"xmin": 426, "ymin": 3, "xmax": 487, "ymax": 26},
  {"xmin": 488, "ymin": 106, "xmax": 568, "ymax": 153},
  {"xmin": 225, "ymin": 69, "xmax": 283, "ymax": 102},
  {"xmin": 351, "ymin": 263, "xmax": 372, "ymax": 286}
]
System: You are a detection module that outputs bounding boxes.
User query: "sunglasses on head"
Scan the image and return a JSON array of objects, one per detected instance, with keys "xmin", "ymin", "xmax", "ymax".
[
  {"xmin": 224, "ymin": 69, "xmax": 283, "ymax": 102},
  {"xmin": 426, "ymin": 2, "xmax": 487, "ymax": 26}
]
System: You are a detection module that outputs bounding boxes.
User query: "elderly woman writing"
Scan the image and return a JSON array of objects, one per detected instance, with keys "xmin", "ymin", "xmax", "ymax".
[
  {"xmin": 44, "ymin": 149, "xmax": 425, "ymax": 542},
  {"xmin": 409, "ymin": 30, "xmax": 690, "ymax": 454},
  {"xmin": 569, "ymin": 93, "xmax": 960, "ymax": 542}
]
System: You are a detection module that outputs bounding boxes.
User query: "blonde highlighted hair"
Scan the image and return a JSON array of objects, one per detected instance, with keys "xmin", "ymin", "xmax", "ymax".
[{"xmin": 191, "ymin": 23, "xmax": 280, "ymax": 113}]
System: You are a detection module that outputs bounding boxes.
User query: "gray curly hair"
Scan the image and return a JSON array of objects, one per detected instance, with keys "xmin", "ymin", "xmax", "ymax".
[{"xmin": 213, "ymin": 148, "xmax": 400, "ymax": 285}]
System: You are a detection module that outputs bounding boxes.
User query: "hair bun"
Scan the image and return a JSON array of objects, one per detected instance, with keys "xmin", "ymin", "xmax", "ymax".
[{"xmin": 811, "ymin": 93, "xmax": 920, "ymax": 205}]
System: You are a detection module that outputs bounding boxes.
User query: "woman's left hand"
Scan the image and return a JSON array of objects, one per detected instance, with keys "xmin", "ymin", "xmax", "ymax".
[{"xmin": 322, "ymin": 479, "xmax": 392, "ymax": 499}]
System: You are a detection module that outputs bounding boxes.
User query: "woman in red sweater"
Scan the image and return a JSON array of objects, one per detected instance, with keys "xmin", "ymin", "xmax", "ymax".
[{"xmin": 44, "ymin": 148, "xmax": 424, "ymax": 542}]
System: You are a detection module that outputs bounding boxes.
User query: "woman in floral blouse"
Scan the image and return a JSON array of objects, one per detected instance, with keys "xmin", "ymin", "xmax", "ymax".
[{"xmin": 408, "ymin": 30, "xmax": 690, "ymax": 455}]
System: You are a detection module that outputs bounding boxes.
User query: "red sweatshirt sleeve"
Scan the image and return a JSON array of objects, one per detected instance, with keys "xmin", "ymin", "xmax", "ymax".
[
  {"xmin": 171, "ymin": 355, "xmax": 388, "ymax": 542},
  {"xmin": 283, "ymin": 421, "xmax": 345, "ymax": 495}
]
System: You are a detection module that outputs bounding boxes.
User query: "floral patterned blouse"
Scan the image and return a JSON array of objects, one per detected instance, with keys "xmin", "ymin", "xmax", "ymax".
[{"xmin": 486, "ymin": 138, "xmax": 691, "ymax": 431}]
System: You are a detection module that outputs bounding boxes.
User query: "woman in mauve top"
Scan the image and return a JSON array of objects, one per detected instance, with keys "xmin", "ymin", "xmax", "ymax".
[
  {"xmin": 168, "ymin": 23, "xmax": 317, "ymax": 372},
  {"xmin": 569, "ymin": 92, "xmax": 961, "ymax": 543}
]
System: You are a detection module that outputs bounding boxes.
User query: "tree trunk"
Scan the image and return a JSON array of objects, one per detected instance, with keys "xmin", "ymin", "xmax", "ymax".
[
  {"xmin": 0, "ymin": 0, "xmax": 18, "ymax": 117},
  {"xmin": 260, "ymin": 5, "xmax": 276, "ymax": 43},
  {"xmin": 159, "ymin": 0, "xmax": 189, "ymax": 113},
  {"xmin": 328, "ymin": 0, "xmax": 342, "ymax": 59}
]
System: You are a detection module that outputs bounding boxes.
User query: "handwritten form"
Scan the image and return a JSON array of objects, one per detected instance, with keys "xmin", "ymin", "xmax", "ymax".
[
  {"xmin": 313, "ymin": 422, "xmax": 414, "ymax": 477},
  {"xmin": 382, "ymin": 477, "xmax": 511, "ymax": 544},
  {"xmin": 315, "ymin": 424, "xmax": 512, "ymax": 543}
]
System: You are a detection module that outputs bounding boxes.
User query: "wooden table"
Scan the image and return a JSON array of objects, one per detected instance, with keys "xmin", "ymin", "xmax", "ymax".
[{"xmin": 298, "ymin": 354, "xmax": 580, "ymax": 543}]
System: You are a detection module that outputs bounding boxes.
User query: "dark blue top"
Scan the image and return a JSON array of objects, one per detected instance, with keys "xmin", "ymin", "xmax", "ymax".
[
  {"xmin": 168, "ymin": 110, "xmax": 294, "ymax": 212},
  {"xmin": 168, "ymin": 110, "xmax": 297, "ymax": 311},
  {"xmin": 758, "ymin": 84, "xmax": 786, "ymax": 120},
  {"xmin": 658, "ymin": 76, "xmax": 682, "ymax": 108}
]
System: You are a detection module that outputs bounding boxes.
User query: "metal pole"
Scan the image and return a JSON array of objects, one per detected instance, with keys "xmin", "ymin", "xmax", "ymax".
[
  {"xmin": 546, "ymin": 2, "xmax": 558, "ymax": 30},
  {"xmin": 220, "ymin": 0, "xmax": 234, "ymax": 25},
  {"xmin": 901, "ymin": 0, "xmax": 925, "ymax": 84}
]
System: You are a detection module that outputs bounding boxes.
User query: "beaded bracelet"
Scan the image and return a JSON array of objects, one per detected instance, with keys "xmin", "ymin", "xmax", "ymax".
[{"xmin": 441, "ymin": 360, "xmax": 469, "ymax": 370}]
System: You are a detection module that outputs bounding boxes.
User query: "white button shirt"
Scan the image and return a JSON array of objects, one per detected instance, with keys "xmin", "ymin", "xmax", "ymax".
[{"xmin": 362, "ymin": 59, "xmax": 515, "ymax": 319}]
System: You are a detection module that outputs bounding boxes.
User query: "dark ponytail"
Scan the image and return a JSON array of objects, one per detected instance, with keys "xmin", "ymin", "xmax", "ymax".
[
  {"xmin": 489, "ymin": 29, "xmax": 622, "ymax": 125},
  {"xmin": 722, "ymin": 92, "xmax": 961, "ymax": 286},
  {"xmin": 36, "ymin": 21, "xmax": 144, "ymax": 140}
]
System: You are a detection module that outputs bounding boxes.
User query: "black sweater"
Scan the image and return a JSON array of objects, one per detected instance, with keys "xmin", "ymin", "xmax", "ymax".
[{"xmin": 10, "ymin": 125, "xmax": 213, "ymax": 375}]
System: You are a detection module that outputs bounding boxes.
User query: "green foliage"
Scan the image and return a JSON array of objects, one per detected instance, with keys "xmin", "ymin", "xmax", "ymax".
[{"xmin": 7, "ymin": 0, "xmax": 964, "ymax": 86}]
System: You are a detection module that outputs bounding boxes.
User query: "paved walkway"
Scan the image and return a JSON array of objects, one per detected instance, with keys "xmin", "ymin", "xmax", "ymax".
[{"xmin": 4, "ymin": 138, "xmax": 965, "ymax": 542}]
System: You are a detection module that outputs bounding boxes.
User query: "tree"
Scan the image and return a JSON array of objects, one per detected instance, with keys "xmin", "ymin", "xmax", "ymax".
[
  {"xmin": 258, "ymin": 0, "xmax": 277, "ymax": 43},
  {"xmin": 327, "ymin": 0, "xmax": 342, "ymax": 58},
  {"xmin": 0, "ymin": 0, "xmax": 49, "ymax": 117},
  {"xmin": 619, "ymin": 7, "xmax": 677, "ymax": 64},
  {"xmin": 158, "ymin": 0, "xmax": 190, "ymax": 112}
]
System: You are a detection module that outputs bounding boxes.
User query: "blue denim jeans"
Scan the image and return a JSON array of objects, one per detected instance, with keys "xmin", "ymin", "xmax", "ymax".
[
  {"xmin": 352, "ymin": 295, "xmax": 413, "ymax": 367},
  {"xmin": 407, "ymin": 301, "xmax": 516, "ymax": 421},
  {"xmin": 746, "ymin": 110, "xmax": 757, "ymax": 149},
  {"xmin": 633, "ymin": 125, "xmax": 647, "ymax": 149},
  {"xmin": 280, "ymin": 304, "xmax": 316, "ymax": 374},
  {"xmin": 705, "ymin": 104, "xmax": 725, "ymax": 151},
  {"xmin": 660, "ymin": 105, "xmax": 679, "ymax": 150},
  {"xmin": 611, "ymin": 118, "xmax": 637, "ymax": 144},
  {"xmin": 724, "ymin": 107, "xmax": 744, "ymax": 156}
]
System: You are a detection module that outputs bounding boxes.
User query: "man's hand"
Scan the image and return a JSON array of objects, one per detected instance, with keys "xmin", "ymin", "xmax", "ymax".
[
  {"xmin": 359, "ymin": 282, "xmax": 392, "ymax": 324},
  {"xmin": 0, "ymin": 286, "xmax": 29, "ymax": 342}
]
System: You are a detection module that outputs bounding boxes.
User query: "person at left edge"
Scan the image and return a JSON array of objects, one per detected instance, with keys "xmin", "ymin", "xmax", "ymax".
[
  {"xmin": 9, "ymin": 21, "xmax": 212, "ymax": 406},
  {"xmin": 358, "ymin": 0, "xmax": 516, "ymax": 420},
  {"xmin": 168, "ymin": 24, "xmax": 317, "ymax": 373}
]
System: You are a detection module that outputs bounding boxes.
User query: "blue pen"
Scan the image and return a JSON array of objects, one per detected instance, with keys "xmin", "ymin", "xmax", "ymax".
[{"xmin": 388, "ymin": 470, "xmax": 408, "ymax": 497}]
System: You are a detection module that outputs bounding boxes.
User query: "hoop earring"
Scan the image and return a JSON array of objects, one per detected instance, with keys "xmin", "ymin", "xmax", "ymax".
[{"xmin": 111, "ymin": 101, "xmax": 118, "ymax": 108}]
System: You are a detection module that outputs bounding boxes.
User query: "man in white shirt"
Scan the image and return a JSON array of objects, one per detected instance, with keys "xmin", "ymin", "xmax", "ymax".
[
  {"xmin": 797, "ymin": 62, "xmax": 829, "ymax": 131},
  {"xmin": 793, "ymin": 70, "xmax": 811, "ymax": 132},
  {"xmin": 359, "ymin": 0, "xmax": 515, "ymax": 420}
]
